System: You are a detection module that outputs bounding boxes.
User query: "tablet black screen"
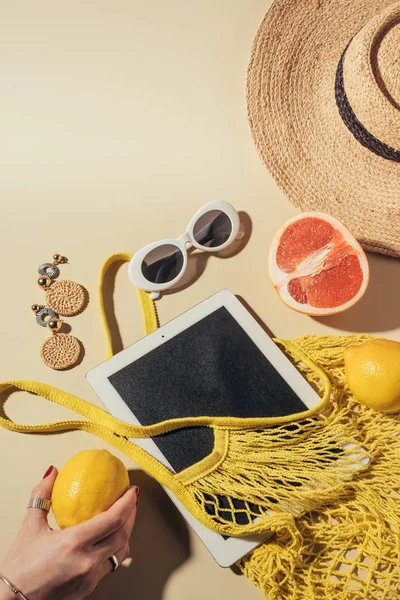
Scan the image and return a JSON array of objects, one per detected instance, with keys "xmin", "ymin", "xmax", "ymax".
[{"xmin": 109, "ymin": 306, "xmax": 308, "ymax": 473}]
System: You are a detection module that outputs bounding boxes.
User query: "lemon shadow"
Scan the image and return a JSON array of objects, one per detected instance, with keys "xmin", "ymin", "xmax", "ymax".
[{"xmin": 91, "ymin": 470, "xmax": 191, "ymax": 600}]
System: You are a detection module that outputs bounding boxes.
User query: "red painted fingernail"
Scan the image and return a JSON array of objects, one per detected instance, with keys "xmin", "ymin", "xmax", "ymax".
[
  {"xmin": 136, "ymin": 486, "xmax": 140, "ymax": 500},
  {"xmin": 43, "ymin": 465, "xmax": 54, "ymax": 479}
]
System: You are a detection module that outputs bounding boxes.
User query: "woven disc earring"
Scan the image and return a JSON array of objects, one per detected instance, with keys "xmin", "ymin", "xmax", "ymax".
[
  {"xmin": 31, "ymin": 304, "xmax": 81, "ymax": 370},
  {"xmin": 37, "ymin": 254, "xmax": 86, "ymax": 317}
]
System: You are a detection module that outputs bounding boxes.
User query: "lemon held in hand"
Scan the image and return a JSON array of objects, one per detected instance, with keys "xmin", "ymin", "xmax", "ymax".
[
  {"xmin": 52, "ymin": 450, "xmax": 130, "ymax": 529},
  {"xmin": 344, "ymin": 339, "xmax": 400, "ymax": 413}
]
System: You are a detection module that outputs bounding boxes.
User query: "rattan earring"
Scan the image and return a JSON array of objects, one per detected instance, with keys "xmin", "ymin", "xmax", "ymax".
[
  {"xmin": 37, "ymin": 254, "xmax": 86, "ymax": 317},
  {"xmin": 31, "ymin": 304, "xmax": 81, "ymax": 370}
]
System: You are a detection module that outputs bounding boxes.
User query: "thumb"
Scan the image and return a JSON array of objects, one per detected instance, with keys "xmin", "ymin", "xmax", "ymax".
[{"xmin": 25, "ymin": 465, "xmax": 58, "ymax": 529}]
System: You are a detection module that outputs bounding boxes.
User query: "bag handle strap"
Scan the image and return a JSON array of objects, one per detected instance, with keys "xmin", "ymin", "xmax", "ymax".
[{"xmin": 99, "ymin": 252, "xmax": 159, "ymax": 359}]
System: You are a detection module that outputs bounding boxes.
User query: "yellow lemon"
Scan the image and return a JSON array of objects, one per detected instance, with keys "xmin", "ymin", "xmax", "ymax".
[
  {"xmin": 344, "ymin": 339, "xmax": 400, "ymax": 413},
  {"xmin": 52, "ymin": 450, "xmax": 129, "ymax": 529}
]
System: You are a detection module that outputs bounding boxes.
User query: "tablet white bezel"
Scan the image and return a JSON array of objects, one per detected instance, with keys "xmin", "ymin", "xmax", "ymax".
[{"xmin": 86, "ymin": 289, "xmax": 322, "ymax": 567}]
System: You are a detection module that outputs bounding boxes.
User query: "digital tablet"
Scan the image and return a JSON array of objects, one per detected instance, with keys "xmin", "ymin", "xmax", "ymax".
[{"xmin": 86, "ymin": 290, "xmax": 328, "ymax": 566}]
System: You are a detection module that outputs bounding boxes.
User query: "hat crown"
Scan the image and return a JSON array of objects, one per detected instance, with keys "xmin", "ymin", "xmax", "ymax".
[
  {"xmin": 342, "ymin": 4, "xmax": 400, "ymax": 149},
  {"xmin": 373, "ymin": 16, "xmax": 400, "ymax": 108}
]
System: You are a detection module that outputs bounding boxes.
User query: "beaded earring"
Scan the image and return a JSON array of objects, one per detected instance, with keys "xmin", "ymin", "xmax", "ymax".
[
  {"xmin": 31, "ymin": 304, "xmax": 81, "ymax": 370},
  {"xmin": 37, "ymin": 254, "xmax": 86, "ymax": 317}
]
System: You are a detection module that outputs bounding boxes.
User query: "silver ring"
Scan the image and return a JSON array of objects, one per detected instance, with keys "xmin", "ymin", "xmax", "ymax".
[
  {"xmin": 27, "ymin": 496, "xmax": 52, "ymax": 512},
  {"xmin": 109, "ymin": 555, "xmax": 119, "ymax": 572}
]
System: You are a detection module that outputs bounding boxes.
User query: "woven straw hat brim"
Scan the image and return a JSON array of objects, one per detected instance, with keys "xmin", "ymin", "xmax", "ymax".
[{"xmin": 247, "ymin": 0, "xmax": 400, "ymax": 257}]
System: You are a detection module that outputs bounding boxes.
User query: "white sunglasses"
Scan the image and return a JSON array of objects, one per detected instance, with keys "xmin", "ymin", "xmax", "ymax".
[{"xmin": 128, "ymin": 201, "xmax": 241, "ymax": 299}]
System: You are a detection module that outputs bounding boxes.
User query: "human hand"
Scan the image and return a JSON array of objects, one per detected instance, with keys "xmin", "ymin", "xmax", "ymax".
[{"xmin": 0, "ymin": 466, "xmax": 139, "ymax": 600}]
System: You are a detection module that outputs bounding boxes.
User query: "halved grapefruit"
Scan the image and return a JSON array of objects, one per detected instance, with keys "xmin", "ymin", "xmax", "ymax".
[{"xmin": 268, "ymin": 212, "xmax": 369, "ymax": 316}]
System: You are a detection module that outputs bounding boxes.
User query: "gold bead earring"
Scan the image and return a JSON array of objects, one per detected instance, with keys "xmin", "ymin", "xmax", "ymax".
[
  {"xmin": 31, "ymin": 304, "xmax": 82, "ymax": 370},
  {"xmin": 37, "ymin": 254, "xmax": 87, "ymax": 317}
]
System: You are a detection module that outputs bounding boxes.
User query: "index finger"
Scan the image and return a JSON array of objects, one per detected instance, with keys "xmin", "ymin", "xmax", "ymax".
[{"xmin": 71, "ymin": 486, "xmax": 138, "ymax": 546}]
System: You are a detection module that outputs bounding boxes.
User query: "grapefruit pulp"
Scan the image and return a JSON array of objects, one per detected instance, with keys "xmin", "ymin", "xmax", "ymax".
[{"xmin": 268, "ymin": 213, "xmax": 369, "ymax": 316}]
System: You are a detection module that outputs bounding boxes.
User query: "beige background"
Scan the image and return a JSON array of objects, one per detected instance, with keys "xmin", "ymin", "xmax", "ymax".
[{"xmin": 1, "ymin": 1, "xmax": 399, "ymax": 599}]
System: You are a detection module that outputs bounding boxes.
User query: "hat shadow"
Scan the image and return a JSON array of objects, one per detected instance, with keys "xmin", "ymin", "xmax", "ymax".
[
  {"xmin": 163, "ymin": 211, "xmax": 252, "ymax": 296},
  {"xmin": 314, "ymin": 252, "xmax": 400, "ymax": 333},
  {"xmin": 90, "ymin": 470, "xmax": 191, "ymax": 600}
]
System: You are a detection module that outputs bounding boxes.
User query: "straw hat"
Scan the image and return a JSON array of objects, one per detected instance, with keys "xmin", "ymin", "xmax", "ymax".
[{"xmin": 247, "ymin": 0, "xmax": 400, "ymax": 257}]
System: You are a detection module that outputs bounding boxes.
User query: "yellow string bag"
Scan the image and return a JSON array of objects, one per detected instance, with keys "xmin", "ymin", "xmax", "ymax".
[
  {"xmin": 0, "ymin": 253, "xmax": 398, "ymax": 598},
  {"xmin": 239, "ymin": 335, "xmax": 400, "ymax": 599}
]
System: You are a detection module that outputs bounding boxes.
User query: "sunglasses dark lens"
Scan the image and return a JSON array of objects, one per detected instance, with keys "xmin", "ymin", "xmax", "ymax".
[
  {"xmin": 193, "ymin": 210, "xmax": 232, "ymax": 248},
  {"xmin": 141, "ymin": 244, "xmax": 184, "ymax": 284}
]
